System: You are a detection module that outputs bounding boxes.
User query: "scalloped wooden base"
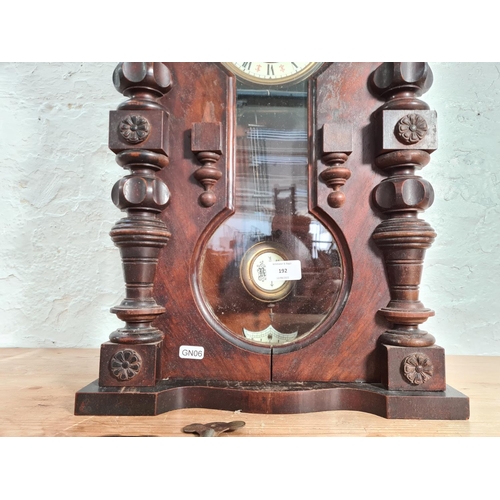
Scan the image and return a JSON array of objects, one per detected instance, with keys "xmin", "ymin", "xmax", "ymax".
[{"xmin": 75, "ymin": 380, "xmax": 469, "ymax": 420}]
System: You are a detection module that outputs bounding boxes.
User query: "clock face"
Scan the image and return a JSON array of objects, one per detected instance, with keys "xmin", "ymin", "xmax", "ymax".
[
  {"xmin": 223, "ymin": 62, "xmax": 322, "ymax": 85},
  {"xmin": 240, "ymin": 243, "xmax": 294, "ymax": 302}
]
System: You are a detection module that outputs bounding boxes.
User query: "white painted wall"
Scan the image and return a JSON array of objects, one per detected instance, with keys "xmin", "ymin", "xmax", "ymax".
[
  {"xmin": 420, "ymin": 63, "xmax": 500, "ymax": 355},
  {"xmin": 0, "ymin": 62, "xmax": 122, "ymax": 347},
  {"xmin": 1, "ymin": 62, "xmax": 498, "ymax": 354}
]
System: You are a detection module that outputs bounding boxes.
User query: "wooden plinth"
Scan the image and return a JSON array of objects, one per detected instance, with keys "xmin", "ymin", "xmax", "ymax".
[
  {"xmin": 75, "ymin": 379, "xmax": 469, "ymax": 420},
  {"xmin": 5, "ymin": 350, "xmax": 499, "ymax": 436}
]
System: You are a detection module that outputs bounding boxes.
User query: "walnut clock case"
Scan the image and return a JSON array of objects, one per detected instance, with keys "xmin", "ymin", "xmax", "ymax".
[{"xmin": 75, "ymin": 62, "xmax": 469, "ymax": 419}]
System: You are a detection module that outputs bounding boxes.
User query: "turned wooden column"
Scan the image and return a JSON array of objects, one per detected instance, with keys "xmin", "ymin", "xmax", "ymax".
[
  {"xmin": 98, "ymin": 62, "xmax": 172, "ymax": 387},
  {"xmin": 370, "ymin": 63, "xmax": 445, "ymax": 391}
]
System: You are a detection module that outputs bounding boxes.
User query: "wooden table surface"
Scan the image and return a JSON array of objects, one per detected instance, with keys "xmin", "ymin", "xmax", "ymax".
[{"xmin": 1, "ymin": 348, "xmax": 498, "ymax": 437}]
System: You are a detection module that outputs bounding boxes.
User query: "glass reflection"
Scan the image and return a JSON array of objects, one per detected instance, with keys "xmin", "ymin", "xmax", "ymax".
[{"xmin": 200, "ymin": 79, "xmax": 342, "ymax": 345}]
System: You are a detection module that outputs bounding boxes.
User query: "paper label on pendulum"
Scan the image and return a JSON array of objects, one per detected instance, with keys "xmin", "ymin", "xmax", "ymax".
[{"xmin": 267, "ymin": 260, "xmax": 302, "ymax": 281}]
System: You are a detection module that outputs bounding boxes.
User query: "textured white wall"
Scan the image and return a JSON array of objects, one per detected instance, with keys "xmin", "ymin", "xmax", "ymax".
[
  {"xmin": 0, "ymin": 62, "xmax": 498, "ymax": 354},
  {"xmin": 420, "ymin": 63, "xmax": 500, "ymax": 355},
  {"xmin": 0, "ymin": 62, "xmax": 122, "ymax": 347}
]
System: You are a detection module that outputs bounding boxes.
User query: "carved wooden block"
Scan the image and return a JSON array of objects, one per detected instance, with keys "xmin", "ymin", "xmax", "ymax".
[
  {"xmin": 377, "ymin": 109, "xmax": 437, "ymax": 154},
  {"xmin": 109, "ymin": 109, "xmax": 170, "ymax": 155},
  {"xmin": 322, "ymin": 122, "xmax": 352, "ymax": 152},
  {"xmin": 191, "ymin": 122, "xmax": 222, "ymax": 154},
  {"xmin": 381, "ymin": 344, "xmax": 446, "ymax": 391},
  {"xmin": 98, "ymin": 341, "xmax": 163, "ymax": 387}
]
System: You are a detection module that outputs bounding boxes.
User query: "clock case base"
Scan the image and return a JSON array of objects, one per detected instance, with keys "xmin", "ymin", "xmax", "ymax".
[{"xmin": 75, "ymin": 380, "xmax": 469, "ymax": 420}]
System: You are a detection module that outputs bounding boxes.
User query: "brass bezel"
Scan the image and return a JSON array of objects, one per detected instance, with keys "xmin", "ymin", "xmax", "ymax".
[
  {"xmin": 222, "ymin": 62, "xmax": 323, "ymax": 86},
  {"xmin": 240, "ymin": 242, "xmax": 294, "ymax": 303}
]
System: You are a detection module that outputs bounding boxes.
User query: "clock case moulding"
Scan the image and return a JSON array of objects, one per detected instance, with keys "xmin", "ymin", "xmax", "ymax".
[{"xmin": 75, "ymin": 62, "xmax": 469, "ymax": 420}]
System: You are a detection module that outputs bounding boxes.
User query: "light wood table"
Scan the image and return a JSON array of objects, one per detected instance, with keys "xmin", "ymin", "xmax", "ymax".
[{"xmin": 1, "ymin": 349, "xmax": 498, "ymax": 437}]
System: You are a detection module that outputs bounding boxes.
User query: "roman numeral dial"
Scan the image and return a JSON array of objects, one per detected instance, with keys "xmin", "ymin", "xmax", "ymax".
[{"xmin": 223, "ymin": 62, "xmax": 322, "ymax": 85}]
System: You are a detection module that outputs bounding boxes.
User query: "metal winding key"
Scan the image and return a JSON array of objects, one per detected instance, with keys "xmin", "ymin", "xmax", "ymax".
[{"xmin": 182, "ymin": 421, "xmax": 246, "ymax": 437}]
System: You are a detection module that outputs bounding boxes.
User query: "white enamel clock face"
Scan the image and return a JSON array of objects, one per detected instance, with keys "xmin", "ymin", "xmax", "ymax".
[{"xmin": 223, "ymin": 62, "xmax": 322, "ymax": 85}]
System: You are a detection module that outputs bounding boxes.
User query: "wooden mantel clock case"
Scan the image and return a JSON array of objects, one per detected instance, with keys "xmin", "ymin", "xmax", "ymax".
[{"xmin": 75, "ymin": 62, "xmax": 469, "ymax": 419}]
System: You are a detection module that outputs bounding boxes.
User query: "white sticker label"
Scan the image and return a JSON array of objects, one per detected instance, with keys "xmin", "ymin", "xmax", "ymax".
[
  {"xmin": 179, "ymin": 345, "xmax": 205, "ymax": 360},
  {"xmin": 267, "ymin": 260, "xmax": 302, "ymax": 281}
]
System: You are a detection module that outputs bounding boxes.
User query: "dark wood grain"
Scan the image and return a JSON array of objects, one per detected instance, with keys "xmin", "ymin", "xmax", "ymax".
[
  {"xmin": 75, "ymin": 379, "xmax": 469, "ymax": 420},
  {"xmin": 75, "ymin": 62, "xmax": 469, "ymax": 420},
  {"xmin": 154, "ymin": 63, "xmax": 272, "ymax": 381},
  {"xmin": 272, "ymin": 62, "xmax": 389, "ymax": 382}
]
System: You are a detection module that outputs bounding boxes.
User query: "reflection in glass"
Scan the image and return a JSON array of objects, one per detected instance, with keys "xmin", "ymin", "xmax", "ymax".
[{"xmin": 200, "ymin": 79, "xmax": 342, "ymax": 345}]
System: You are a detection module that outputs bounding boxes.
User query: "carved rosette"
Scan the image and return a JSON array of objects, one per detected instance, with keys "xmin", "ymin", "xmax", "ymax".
[
  {"xmin": 119, "ymin": 115, "xmax": 151, "ymax": 144},
  {"xmin": 396, "ymin": 113, "xmax": 428, "ymax": 145},
  {"xmin": 108, "ymin": 62, "xmax": 173, "ymax": 345},
  {"xmin": 110, "ymin": 349, "xmax": 142, "ymax": 381},
  {"xmin": 370, "ymin": 63, "xmax": 438, "ymax": 348},
  {"xmin": 402, "ymin": 353, "xmax": 433, "ymax": 385}
]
